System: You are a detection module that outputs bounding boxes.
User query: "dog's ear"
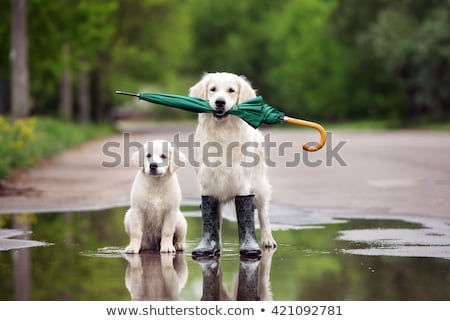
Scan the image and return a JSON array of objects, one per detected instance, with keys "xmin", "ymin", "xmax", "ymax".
[
  {"xmin": 169, "ymin": 147, "xmax": 186, "ymax": 174},
  {"xmin": 189, "ymin": 74, "xmax": 208, "ymax": 99},
  {"xmin": 131, "ymin": 149, "xmax": 143, "ymax": 167},
  {"xmin": 238, "ymin": 75, "xmax": 257, "ymax": 103}
]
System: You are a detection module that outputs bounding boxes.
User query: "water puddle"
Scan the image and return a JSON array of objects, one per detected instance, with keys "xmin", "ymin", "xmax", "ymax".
[{"xmin": 0, "ymin": 203, "xmax": 449, "ymax": 300}]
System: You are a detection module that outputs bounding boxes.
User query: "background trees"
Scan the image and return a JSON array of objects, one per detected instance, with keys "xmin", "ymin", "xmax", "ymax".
[
  {"xmin": 1, "ymin": 0, "xmax": 449, "ymax": 124},
  {"xmin": 333, "ymin": 0, "xmax": 450, "ymax": 123},
  {"xmin": 10, "ymin": 0, "xmax": 30, "ymax": 119}
]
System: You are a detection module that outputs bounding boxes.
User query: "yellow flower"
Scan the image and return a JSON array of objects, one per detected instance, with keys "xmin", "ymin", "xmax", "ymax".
[
  {"xmin": 20, "ymin": 125, "xmax": 33, "ymax": 138},
  {"xmin": 15, "ymin": 213, "xmax": 37, "ymax": 225},
  {"xmin": 0, "ymin": 115, "xmax": 11, "ymax": 133},
  {"xmin": 0, "ymin": 214, "xmax": 11, "ymax": 228},
  {"xmin": 13, "ymin": 117, "xmax": 35, "ymax": 140},
  {"xmin": 28, "ymin": 117, "xmax": 37, "ymax": 126}
]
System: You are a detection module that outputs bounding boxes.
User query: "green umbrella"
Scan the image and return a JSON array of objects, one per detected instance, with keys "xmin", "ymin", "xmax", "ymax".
[
  {"xmin": 116, "ymin": 91, "xmax": 326, "ymax": 151},
  {"xmin": 227, "ymin": 96, "xmax": 283, "ymax": 128},
  {"xmin": 119, "ymin": 91, "xmax": 213, "ymax": 113}
]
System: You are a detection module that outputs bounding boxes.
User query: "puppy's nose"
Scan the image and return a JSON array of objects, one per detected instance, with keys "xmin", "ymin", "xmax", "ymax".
[
  {"xmin": 149, "ymin": 162, "xmax": 158, "ymax": 170},
  {"xmin": 215, "ymin": 98, "xmax": 226, "ymax": 111}
]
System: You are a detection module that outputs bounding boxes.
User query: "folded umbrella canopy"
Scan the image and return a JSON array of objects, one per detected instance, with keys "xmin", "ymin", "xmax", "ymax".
[{"xmin": 116, "ymin": 91, "xmax": 326, "ymax": 152}]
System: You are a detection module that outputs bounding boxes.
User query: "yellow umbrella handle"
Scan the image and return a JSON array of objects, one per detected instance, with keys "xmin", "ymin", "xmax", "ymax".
[{"xmin": 284, "ymin": 116, "xmax": 327, "ymax": 152}]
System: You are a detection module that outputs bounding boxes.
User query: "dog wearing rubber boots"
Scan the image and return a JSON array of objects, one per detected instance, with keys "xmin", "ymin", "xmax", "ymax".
[{"xmin": 189, "ymin": 72, "xmax": 277, "ymax": 257}]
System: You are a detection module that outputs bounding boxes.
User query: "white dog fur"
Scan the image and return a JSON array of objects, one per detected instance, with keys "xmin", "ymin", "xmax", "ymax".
[
  {"xmin": 124, "ymin": 140, "xmax": 187, "ymax": 253},
  {"xmin": 189, "ymin": 72, "xmax": 276, "ymax": 248}
]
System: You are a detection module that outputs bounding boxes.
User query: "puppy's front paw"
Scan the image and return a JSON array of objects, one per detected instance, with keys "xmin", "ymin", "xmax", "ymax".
[
  {"xmin": 160, "ymin": 243, "xmax": 176, "ymax": 253},
  {"xmin": 125, "ymin": 244, "xmax": 140, "ymax": 254},
  {"xmin": 175, "ymin": 242, "xmax": 186, "ymax": 252}
]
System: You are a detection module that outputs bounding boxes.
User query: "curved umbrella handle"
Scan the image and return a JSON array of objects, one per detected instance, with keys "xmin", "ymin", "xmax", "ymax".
[{"xmin": 284, "ymin": 116, "xmax": 327, "ymax": 152}]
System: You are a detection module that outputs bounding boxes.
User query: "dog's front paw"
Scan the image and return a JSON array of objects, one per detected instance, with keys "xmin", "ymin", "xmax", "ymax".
[
  {"xmin": 160, "ymin": 243, "xmax": 176, "ymax": 253},
  {"xmin": 261, "ymin": 233, "xmax": 277, "ymax": 248},
  {"xmin": 175, "ymin": 242, "xmax": 186, "ymax": 252},
  {"xmin": 125, "ymin": 244, "xmax": 141, "ymax": 254}
]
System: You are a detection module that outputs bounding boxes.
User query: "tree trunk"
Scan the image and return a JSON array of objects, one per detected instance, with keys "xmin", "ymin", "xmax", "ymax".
[
  {"xmin": 94, "ymin": 69, "xmax": 104, "ymax": 122},
  {"xmin": 10, "ymin": 0, "xmax": 31, "ymax": 118},
  {"xmin": 59, "ymin": 44, "xmax": 73, "ymax": 120},
  {"xmin": 78, "ymin": 57, "xmax": 90, "ymax": 124}
]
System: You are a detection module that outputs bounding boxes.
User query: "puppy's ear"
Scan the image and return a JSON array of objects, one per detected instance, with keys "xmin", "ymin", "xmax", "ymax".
[
  {"xmin": 169, "ymin": 147, "xmax": 186, "ymax": 174},
  {"xmin": 131, "ymin": 149, "xmax": 143, "ymax": 167},
  {"xmin": 238, "ymin": 75, "xmax": 257, "ymax": 103},
  {"xmin": 189, "ymin": 74, "xmax": 209, "ymax": 99}
]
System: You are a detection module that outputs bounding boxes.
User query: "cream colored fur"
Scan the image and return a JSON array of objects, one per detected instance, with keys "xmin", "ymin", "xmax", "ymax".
[{"xmin": 124, "ymin": 140, "xmax": 187, "ymax": 253}]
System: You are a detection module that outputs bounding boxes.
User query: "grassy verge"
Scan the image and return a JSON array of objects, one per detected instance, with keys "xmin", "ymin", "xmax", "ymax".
[
  {"xmin": 324, "ymin": 119, "xmax": 450, "ymax": 131},
  {"xmin": 0, "ymin": 116, "xmax": 113, "ymax": 180},
  {"xmin": 324, "ymin": 120, "xmax": 392, "ymax": 130}
]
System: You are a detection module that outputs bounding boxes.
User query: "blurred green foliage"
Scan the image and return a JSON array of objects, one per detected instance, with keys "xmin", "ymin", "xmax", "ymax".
[
  {"xmin": 0, "ymin": 0, "xmax": 449, "ymax": 124},
  {"xmin": 0, "ymin": 115, "xmax": 112, "ymax": 179}
]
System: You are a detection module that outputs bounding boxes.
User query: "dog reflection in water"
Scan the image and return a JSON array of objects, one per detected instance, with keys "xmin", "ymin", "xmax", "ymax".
[
  {"xmin": 195, "ymin": 248, "xmax": 276, "ymax": 301},
  {"xmin": 124, "ymin": 252, "xmax": 187, "ymax": 301}
]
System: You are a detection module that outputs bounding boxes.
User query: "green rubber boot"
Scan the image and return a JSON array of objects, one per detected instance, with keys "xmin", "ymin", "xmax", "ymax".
[
  {"xmin": 192, "ymin": 196, "xmax": 221, "ymax": 257},
  {"xmin": 235, "ymin": 195, "xmax": 262, "ymax": 257}
]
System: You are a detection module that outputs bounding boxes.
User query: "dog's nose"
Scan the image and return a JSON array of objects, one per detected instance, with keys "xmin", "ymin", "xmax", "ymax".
[
  {"xmin": 215, "ymin": 98, "xmax": 226, "ymax": 111},
  {"xmin": 149, "ymin": 162, "xmax": 158, "ymax": 170}
]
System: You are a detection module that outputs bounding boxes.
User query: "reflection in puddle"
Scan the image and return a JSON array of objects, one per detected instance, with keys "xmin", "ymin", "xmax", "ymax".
[
  {"xmin": 337, "ymin": 221, "xmax": 450, "ymax": 260},
  {"xmin": 194, "ymin": 248, "xmax": 275, "ymax": 301},
  {"xmin": 0, "ymin": 215, "xmax": 51, "ymax": 251},
  {"xmin": 124, "ymin": 253, "xmax": 187, "ymax": 301},
  {"xmin": 0, "ymin": 206, "xmax": 449, "ymax": 300}
]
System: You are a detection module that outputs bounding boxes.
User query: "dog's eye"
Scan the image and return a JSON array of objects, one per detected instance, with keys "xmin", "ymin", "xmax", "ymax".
[
  {"xmin": 160, "ymin": 154, "xmax": 167, "ymax": 159},
  {"xmin": 210, "ymin": 86, "xmax": 216, "ymax": 92},
  {"xmin": 146, "ymin": 153, "xmax": 152, "ymax": 158},
  {"xmin": 228, "ymin": 88, "xmax": 235, "ymax": 93}
]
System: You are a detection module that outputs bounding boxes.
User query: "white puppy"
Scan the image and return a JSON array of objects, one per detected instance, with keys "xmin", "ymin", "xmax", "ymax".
[
  {"xmin": 189, "ymin": 72, "xmax": 276, "ymax": 254},
  {"xmin": 124, "ymin": 140, "xmax": 187, "ymax": 254}
]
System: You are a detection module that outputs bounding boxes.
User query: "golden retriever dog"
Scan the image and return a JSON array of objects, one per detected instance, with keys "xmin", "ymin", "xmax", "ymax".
[
  {"xmin": 124, "ymin": 140, "xmax": 187, "ymax": 254},
  {"xmin": 189, "ymin": 72, "xmax": 276, "ymax": 257}
]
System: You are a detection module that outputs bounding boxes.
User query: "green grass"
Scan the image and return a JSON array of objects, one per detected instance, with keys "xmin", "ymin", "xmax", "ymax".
[
  {"xmin": 415, "ymin": 122, "xmax": 450, "ymax": 131},
  {"xmin": 324, "ymin": 120, "xmax": 392, "ymax": 130},
  {"xmin": 0, "ymin": 116, "xmax": 113, "ymax": 180},
  {"xmin": 263, "ymin": 119, "xmax": 394, "ymax": 131},
  {"xmin": 324, "ymin": 119, "xmax": 450, "ymax": 131}
]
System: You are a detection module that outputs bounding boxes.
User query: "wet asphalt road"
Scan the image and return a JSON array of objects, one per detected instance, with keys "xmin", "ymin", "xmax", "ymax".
[{"xmin": 1, "ymin": 123, "xmax": 449, "ymax": 219}]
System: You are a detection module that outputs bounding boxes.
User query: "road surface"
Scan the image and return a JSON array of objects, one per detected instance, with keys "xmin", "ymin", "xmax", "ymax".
[{"xmin": 1, "ymin": 123, "xmax": 449, "ymax": 219}]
